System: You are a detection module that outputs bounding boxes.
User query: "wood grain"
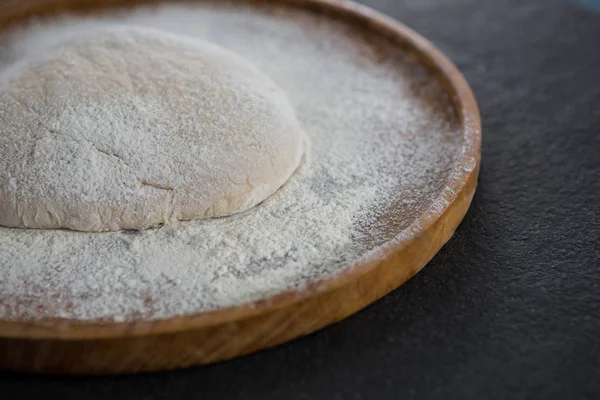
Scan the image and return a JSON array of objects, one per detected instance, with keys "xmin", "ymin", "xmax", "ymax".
[{"xmin": 0, "ymin": 0, "xmax": 481, "ymax": 374}]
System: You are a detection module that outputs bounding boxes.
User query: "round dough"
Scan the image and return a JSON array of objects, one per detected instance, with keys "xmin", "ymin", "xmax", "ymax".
[{"xmin": 0, "ymin": 27, "xmax": 304, "ymax": 232}]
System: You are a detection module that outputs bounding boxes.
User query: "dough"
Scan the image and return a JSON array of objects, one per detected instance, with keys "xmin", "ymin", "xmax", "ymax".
[{"xmin": 0, "ymin": 26, "xmax": 304, "ymax": 232}]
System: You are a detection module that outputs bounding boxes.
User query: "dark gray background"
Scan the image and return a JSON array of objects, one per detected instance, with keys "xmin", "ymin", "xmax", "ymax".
[{"xmin": 2, "ymin": 0, "xmax": 600, "ymax": 398}]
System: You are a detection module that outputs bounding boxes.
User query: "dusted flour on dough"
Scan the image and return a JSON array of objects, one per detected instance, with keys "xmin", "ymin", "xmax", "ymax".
[
  {"xmin": 0, "ymin": 3, "xmax": 465, "ymax": 321},
  {"xmin": 0, "ymin": 26, "xmax": 304, "ymax": 232}
]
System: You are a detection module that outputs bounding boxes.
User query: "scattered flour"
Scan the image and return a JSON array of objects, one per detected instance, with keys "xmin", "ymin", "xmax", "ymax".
[{"xmin": 0, "ymin": 2, "xmax": 463, "ymax": 321}]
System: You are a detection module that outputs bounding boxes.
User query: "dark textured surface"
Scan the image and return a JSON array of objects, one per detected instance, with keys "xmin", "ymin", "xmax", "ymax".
[{"xmin": 1, "ymin": 0, "xmax": 600, "ymax": 398}]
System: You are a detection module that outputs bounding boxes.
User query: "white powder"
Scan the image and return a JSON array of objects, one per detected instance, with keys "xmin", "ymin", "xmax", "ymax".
[{"xmin": 0, "ymin": 3, "xmax": 464, "ymax": 321}]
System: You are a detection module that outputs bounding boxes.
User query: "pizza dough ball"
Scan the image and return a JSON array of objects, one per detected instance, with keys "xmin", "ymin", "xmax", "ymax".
[{"xmin": 0, "ymin": 26, "xmax": 304, "ymax": 232}]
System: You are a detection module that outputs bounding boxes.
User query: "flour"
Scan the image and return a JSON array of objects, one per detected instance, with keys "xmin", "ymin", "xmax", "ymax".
[{"xmin": 0, "ymin": 3, "xmax": 462, "ymax": 321}]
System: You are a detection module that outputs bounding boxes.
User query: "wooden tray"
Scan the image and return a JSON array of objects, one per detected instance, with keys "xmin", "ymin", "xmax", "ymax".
[{"xmin": 0, "ymin": 0, "xmax": 481, "ymax": 374}]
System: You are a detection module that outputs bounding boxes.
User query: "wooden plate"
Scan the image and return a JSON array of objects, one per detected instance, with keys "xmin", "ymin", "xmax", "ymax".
[{"xmin": 0, "ymin": 0, "xmax": 481, "ymax": 374}]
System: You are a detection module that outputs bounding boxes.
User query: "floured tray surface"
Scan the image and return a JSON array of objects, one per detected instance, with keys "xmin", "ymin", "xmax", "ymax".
[{"xmin": 0, "ymin": 0, "xmax": 480, "ymax": 374}]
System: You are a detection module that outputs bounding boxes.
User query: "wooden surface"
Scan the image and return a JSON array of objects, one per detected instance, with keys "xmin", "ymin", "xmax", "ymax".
[{"xmin": 0, "ymin": 0, "xmax": 481, "ymax": 374}]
